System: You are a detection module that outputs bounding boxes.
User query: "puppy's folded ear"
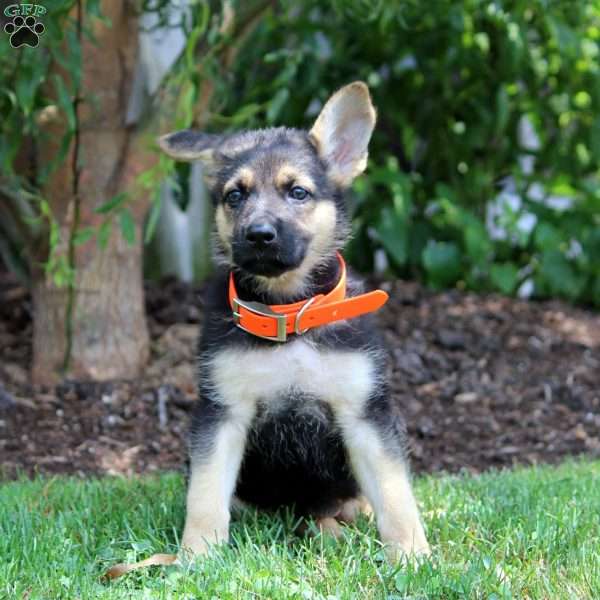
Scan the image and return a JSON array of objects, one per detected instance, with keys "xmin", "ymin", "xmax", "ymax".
[
  {"xmin": 309, "ymin": 81, "xmax": 376, "ymax": 188},
  {"xmin": 157, "ymin": 130, "xmax": 221, "ymax": 164}
]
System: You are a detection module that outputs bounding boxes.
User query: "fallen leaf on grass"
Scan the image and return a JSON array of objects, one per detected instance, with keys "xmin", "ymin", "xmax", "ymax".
[{"xmin": 103, "ymin": 553, "xmax": 178, "ymax": 580}]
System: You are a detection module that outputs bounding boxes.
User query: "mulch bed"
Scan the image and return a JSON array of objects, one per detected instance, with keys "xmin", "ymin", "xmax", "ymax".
[{"xmin": 1, "ymin": 271, "xmax": 599, "ymax": 479}]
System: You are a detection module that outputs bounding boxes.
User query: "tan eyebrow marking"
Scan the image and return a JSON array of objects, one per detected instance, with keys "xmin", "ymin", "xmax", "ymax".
[
  {"xmin": 223, "ymin": 167, "xmax": 255, "ymax": 194},
  {"xmin": 275, "ymin": 164, "xmax": 315, "ymax": 192}
]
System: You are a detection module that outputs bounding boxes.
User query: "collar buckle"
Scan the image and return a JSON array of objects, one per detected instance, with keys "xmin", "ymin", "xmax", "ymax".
[
  {"xmin": 294, "ymin": 296, "xmax": 318, "ymax": 336},
  {"xmin": 232, "ymin": 298, "xmax": 288, "ymax": 342}
]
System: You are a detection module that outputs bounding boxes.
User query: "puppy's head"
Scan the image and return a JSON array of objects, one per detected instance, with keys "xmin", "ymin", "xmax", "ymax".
[{"xmin": 159, "ymin": 82, "xmax": 376, "ymax": 297}]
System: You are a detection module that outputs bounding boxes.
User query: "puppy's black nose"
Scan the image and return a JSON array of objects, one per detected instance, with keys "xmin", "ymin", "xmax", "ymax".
[{"xmin": 246, "ymin": 223, "xmax": 277, "ymax": 247}]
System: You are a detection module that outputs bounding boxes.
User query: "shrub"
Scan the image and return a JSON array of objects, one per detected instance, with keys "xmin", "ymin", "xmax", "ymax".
[
  {"xmin": 203, "ymin": 0, "xmax": 600, "ymax": 304},
  {"xmin": 2, "ymin": 1, "xmax": 599, "ymax": 305}
]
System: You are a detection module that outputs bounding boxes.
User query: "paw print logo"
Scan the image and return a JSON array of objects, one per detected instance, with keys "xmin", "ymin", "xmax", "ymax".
[{"xmin": 4, "ymin": 15, "xmax": 45, "ymax": 48}]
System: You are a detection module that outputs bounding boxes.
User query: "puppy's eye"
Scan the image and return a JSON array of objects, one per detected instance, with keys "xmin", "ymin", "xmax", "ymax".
[
  {"xmin": 225, "ymin": 189, "xmax": 244, "ymax": 205},
  {"xmin": 289, "ymin": 186, "xmax": 310, "ymax": 201}
]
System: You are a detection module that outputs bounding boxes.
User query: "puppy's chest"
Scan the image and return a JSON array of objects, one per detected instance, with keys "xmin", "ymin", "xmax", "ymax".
[{"xmin": 207, "ymin": 339, "xmax": 378, "ymax": 417}]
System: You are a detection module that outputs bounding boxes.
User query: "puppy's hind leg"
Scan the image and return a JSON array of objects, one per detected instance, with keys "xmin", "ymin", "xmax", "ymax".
[
  {"xmin": 311, "ymin": 497, "xmax": 371, "ymax": 538},
  {"xmin": 313, "ymin": 516, "xmax": 344, "ymax": 539},
  {"xmin": 181, "ymin": 396, "xmax": 253, "ymax": 558}
]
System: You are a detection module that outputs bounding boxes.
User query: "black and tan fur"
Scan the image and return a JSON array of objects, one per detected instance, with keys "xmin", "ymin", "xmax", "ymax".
[{"xmin": 159, "ymin": 82, "xmax": 430, "ymax": 560}]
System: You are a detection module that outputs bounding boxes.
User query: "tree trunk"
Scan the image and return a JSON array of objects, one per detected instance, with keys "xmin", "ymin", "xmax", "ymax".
[
  {"xmin": 30, "ymin": 0, "xmax": 274, "ymax": 383},
  {"xmin": 32, "ymin": 0, "xmax": 150, "ymax": 384}
]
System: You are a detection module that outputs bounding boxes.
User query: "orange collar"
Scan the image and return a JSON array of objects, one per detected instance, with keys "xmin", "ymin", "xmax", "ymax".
[{"xmin": 228, "ymin": 253, "xmax": 389, "ymax": 342}]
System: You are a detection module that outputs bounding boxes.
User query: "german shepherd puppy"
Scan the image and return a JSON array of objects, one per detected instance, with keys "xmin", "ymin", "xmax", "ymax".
[{"xmin": 159, "ymin": 82, "xmax": 430, "ymax": 560}]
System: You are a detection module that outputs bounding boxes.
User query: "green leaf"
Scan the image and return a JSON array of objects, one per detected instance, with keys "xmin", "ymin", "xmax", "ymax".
[
  {"xmin": 15, "ymin": 70, "xmax": 39, "ymax": 117},
  {"xmin": 218, "ymin": 103, "xmax": 262, "ymax": 127},
  {"xmin": 53, "ymin": 75, "xmax": 76, "ymax": 132},
  {"xmin": 136, "ymin": 169, "xmax": 159, "ymax": 191},
  {"xmin": 495, "ymin": 86, "xmax": 510, "ymax": 136},
  {"xmin": 87, "ymin": 0, "xmax": 103, "ymax": 18},
  {"xmin": 266, "ymin": 88, "xmax": 290, "ymax": 124},
  {"xmin": 374, "ymin": 206, "xmax": 408, "ymax": 266},
  {"xmin": 176, "ymin": 83, "xmax": 196, "ymax": 129},
  {"xmin": 94, "ymin": 192, "xmax": 128, "ymax": 215},
  {"xmin": 54, "ymin": 28, "xmax": 82, "ymax": 90},
  {"xmin": 394, "ymin": 571, "xmax": 409, "ymax": 593},
  {"xmin": 49, "ymin": 220, "xmax": 60, "ymax": 250},
  {"xmin": 534, "ymin": 223, "xmax": 563, "ymax": 252},
  {"xmin": 72, "ymin": 227, "xmax": 95, "ymax": 246},
  {"xmin": 185, "ymin": 5, "xmax": 209, "ymax": 70},
  {"xmin": 436, "ymin": 195, "xmax": 491, "ymax": 263},
  {"xmin": 589, "ymin": 117, "xmax": 600, "ymax": 162},
  {"xmin": 538, "ymin": 250, "xmax": 585, "ymax": 300},
  {"xmin": 407, "ymin": 220, "xmax": 433, "ymax": 267},
  {"xmin": 464, "ymin": 221, "xmax": 492, "ymax": 264},
  {"xmin": 118, "ymin": 208, "xmax": 136, "ymax": 245},
  {"xmin": 97, "ymin": 220, "xmax": 112, "ymax": 249},
  {"xmin": 490, "ymin": 262, "xmax": 519, "ymax": 294},
  {"xmin": 144, "ymin": 196, "xmax": 162, "ymax": 244},
  {"xmin": 422, "ymin": 241, "xmax": 462, "ymax": 289}
]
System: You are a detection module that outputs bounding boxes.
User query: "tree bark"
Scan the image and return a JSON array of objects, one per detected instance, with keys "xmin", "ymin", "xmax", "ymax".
[
  {"xmin": 30, "ymin": 0, "xmax": 275, "ymax": 383},
  {"xmin": 32, "ymin": 0, "xmax": 150, "ymax": 384}
]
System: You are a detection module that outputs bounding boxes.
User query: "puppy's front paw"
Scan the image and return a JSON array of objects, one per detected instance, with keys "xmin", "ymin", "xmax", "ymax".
[
  {"xmin": 178, "ymin": 538, "xmax": 211, "ymax": 561},
  {"xmin": 179, "ymin": 522, "xmax": 229, "ymax": 561},
  {"xmin": 384, "ymin": 538, "xmax": 431, "ymax": 562}
]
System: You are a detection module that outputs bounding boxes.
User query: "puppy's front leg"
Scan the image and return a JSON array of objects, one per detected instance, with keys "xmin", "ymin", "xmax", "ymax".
[
  {"xmin": 338, "ymin": 409, "xmax": 430, "ymax": 560},
  {"xmin": 181, "ymin": 399, "xmax": 251, "ymax": 557}
]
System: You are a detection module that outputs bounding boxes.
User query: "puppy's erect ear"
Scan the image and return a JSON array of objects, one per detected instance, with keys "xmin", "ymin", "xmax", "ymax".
[
  {"xmin": 157, "ymin": 130, "xmax": 221, "ymax": 164},
  {"xmin": 309, "ymin": 81, "xmax": 376, "ymax": 187}
]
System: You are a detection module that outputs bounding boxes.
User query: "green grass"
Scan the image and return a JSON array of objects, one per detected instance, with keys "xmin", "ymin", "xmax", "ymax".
[{"xmin": 1, "ymin": 460, "xmax": 599, "ymax": 599}]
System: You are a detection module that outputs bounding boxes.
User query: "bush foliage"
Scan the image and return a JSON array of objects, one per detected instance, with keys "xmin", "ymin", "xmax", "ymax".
[
  {"xmin": 1, "ymin": 1, "xmax": 599, "ymax": 304},
  {"xmin": 203, "ymin": 0, "xmax": 600, "ymax": 304}
]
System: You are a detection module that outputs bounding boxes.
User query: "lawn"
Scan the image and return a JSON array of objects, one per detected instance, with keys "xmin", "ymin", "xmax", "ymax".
[{"xmin": 1, "ymin": 460, "xmax": 598, "ymax": 599}]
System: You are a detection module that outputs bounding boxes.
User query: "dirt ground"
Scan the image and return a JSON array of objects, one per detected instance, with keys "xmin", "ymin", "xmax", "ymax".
[{"xmin": 1, "ymin": 271, "xmax": 599, "ymax": 479}]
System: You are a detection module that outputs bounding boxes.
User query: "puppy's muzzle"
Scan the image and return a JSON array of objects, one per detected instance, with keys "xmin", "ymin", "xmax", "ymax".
[{"xmin": 245, "ymin": 222, "xmax": 277, "ymax": 249}]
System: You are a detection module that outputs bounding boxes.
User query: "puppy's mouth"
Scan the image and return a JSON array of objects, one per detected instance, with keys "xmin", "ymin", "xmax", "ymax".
[{"xmin": 233, "ymin": 244, "xmax": 307, "ymax": 278}]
